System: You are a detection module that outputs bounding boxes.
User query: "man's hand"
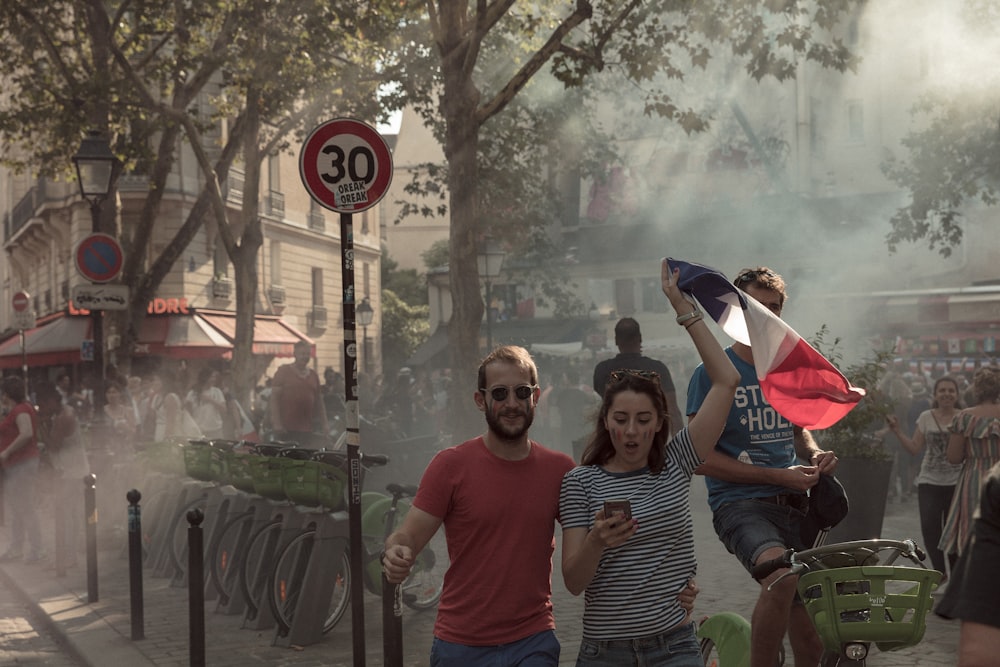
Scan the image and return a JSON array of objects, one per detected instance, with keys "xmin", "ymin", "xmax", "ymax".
[
  {"xmin": 677, "ymin": 578, "xmax": 699, "ymax": 622},
  {"xmin": 780, "ymin": 465, "xmax": 821, "ymax": 492},
  {"xmin": 809, "ymin": 450, "xmax": 838, "ymax": 474},
  {"xmin": 382, "ymin": 544, "xmax": 415, "ymax": 584}
]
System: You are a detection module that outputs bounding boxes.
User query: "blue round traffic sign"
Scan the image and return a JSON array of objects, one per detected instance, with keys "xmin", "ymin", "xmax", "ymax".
[{"xmin": 75, "ymin": 233, "xmax": 124, "ymax": 283}]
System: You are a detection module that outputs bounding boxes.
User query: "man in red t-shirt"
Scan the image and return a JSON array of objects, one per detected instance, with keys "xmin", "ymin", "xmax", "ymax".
[{"xmin": 270, "ymin": 340, "xmax": 328, "ymax": 447}]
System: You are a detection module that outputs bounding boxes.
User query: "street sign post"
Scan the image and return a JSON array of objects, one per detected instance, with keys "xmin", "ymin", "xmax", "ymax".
[
  {"xmin": 299, "ymin": 118, "xmax": 393, "ymax": 214},
  {"xmin": 12, "ymin": 291, "xmax": 34, "ymax": 330},
  {"xmin": 299, "ymin": 117, "xmax": 395, "ymax": 667},
  {"xmin": 75, "ymin": 233, "xmax": 124, "ymax": 283}
]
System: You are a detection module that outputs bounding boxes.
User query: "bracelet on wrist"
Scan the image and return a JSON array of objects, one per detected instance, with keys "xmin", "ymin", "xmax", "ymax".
[
  {"xmin": 683, "ymin": 314, "xmax": 703, "ymax": 329},
  {"xmin": 676, "ymin": 309, "xmax": 702, "ymax": 326}
]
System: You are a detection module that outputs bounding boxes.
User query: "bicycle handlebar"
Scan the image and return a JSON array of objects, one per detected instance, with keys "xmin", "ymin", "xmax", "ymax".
[{"xmin": 753, "ymin": 539, "xmax": 929, "ymax": 587}]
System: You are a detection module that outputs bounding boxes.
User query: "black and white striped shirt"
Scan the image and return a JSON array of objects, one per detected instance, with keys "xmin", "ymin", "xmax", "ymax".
[{"xmin": 559, "ymin": 429, "xmax": 701, "ymax": 639}]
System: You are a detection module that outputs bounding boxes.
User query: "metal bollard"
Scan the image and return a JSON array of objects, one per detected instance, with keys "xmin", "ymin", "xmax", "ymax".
[
  {"xmin": 84, "ymin": 474, "xmax": 98, "ymax": 603},
  {"xmin": 54, "ymin": 484, "xmax": 66, "ymax": 578},
  {"xmin": 187, "ymin": 508, "xmax": 205, "ymax": 667},
  {"xmin": 382, "ymin": 574, "xmax": 403, "ymax": 667},
  {"xmin": 127, "ymin": 489, "xmax": 145, "ymax": 640}
]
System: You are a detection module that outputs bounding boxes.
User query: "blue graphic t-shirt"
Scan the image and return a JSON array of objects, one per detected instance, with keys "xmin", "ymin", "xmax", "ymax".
[{"xmin": 686, "ymin": 347, "xmax": 797, "ymax": 511}]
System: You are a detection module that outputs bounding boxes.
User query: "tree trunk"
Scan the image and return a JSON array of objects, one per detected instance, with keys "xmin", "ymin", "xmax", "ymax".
[{"xmin": 440, "ymin": 44, "xmax": 485, "ymax": 442}]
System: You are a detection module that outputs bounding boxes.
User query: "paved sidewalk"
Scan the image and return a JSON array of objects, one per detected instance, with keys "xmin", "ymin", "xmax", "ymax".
[{"xmin": 0, "ymin": 479, "xmax": 959, "ymax": 666}]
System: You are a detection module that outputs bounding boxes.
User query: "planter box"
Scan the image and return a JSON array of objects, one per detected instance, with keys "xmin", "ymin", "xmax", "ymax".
[{"xmin": 826, "ymin": 457, "xmax": 893, "ymax": 543}]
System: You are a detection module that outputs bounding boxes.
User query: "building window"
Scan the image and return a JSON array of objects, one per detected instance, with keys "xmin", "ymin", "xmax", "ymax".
[
  {"xmin": 641, "ymin": 279, "xmax": 669, "ymax": 314},
  {"xmin": 614, "ymin": 278, "xmax": 635, "ymax": 317},
  {"xmin": 846, "ymin": 100, "xmax": 864, "ymax": 144},
  {"xmin": 312, "ymin": 267, "xmax": 324, "ymax": 306},
  {"xmin": 270, "ymin": 241, "xmax": 282, "ymax": 285},
  {"xmin": 362, "ymin": 262, "xmax": 370, "ymax": 298}
]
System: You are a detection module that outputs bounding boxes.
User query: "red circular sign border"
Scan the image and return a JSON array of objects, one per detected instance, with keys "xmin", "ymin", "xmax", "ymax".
[
  {"xmin": 12, "ymin": 291, "xmax": 29, "ymax": 312},
  {"xmin": 299, "ymin": 118, "xmax": 393, "ymax": 214},
  {"xmin": 75, "ymin": 233, "xmax": 124, "ymax": 284}
]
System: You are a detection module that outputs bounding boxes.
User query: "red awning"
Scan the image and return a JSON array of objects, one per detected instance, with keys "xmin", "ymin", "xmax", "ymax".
[
  {"xmin": 0, "ymin": 309, "xmax": 307, "ymax": 368},
  {"xmin": 132, "ymin": 314, "xmax": 233, "ymax": 359},
  {"xmin": 196, "ymin": 309, "xmax": 312, "ymax": 357},
  {"xmin": 0, "ymin": 315, "xmax": 92, "ymax": 369}
]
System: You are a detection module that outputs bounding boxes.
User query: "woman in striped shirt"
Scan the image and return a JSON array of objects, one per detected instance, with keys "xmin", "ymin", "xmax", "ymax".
[{"xmin": 559, "ymin": 259, "xmax": 739, "ymax": 666}]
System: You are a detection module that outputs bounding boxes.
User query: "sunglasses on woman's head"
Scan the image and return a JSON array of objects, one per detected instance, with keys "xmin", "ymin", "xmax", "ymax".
[
  {"xmin": 608, "ymin": 369, "xmax": 660, "ymax": 385},
  {"xmin": 480, "ymin": 385, "xmax": 537, "ymax": 401}
]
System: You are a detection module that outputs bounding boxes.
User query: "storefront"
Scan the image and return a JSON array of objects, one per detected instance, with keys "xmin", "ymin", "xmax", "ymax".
[{"xmin": 0, "ymin": 306, "xmax": 311, "ymax": 370}]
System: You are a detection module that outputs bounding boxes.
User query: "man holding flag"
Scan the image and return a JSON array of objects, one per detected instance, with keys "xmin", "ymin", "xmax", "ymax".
[{"xmin": 683, "ymin": 265, "xmax": 847, "ymax": 667}]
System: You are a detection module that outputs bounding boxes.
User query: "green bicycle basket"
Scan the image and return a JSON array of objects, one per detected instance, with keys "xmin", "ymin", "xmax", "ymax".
[
  {"xmin": 797, "ymin": 565, "xmax": 941, "ymax": 653},
  {"xmin": 137, "ymin": 440, "xmax": 186, "ymax": 476},
  {"xmin": 224, "ymin": 450, "xmax": 258, "ymax": 493},
  {"xmin": 183, "ymin": 440, "xmax": 227, "ymax": 482},
  {"xmin": 249, "ymin": 455, "xmax": 289, "ymax": 500},
  {"xmin": 281, "ymin": 458, "xmax": 347, "ymax": 510}
]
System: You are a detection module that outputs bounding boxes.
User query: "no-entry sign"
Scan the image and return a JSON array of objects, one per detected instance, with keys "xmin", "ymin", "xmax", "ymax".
[
  {"xmin": 75, "ymin": 233, "xmax": 124, "ymax": 283},
  {"xmin": 299, "ymin": 118, "xmax": 393, "ymax": 214},
  {"xmin": 12, "ymin": 291, "xmax": 29, "ymax": 312}
]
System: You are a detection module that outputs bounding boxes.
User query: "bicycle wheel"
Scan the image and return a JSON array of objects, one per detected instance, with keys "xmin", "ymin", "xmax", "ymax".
[
  {"xmin": 269, "ymin": 530, "xmax": 351, "ymax": 635},
  {"xmin": 401, "ymin": 527, "xmax": 446, "ymax": 610},
  {"xmin": 239, "ymin": 518, "xmax": 283, "ymax": 620},
  {"xmin": 209, "ymin": 509, "xmax": 255, "ymax": 602},
  {"xmin": 168, "ymin": 493, "xmax": 208, "ymax": 577}
]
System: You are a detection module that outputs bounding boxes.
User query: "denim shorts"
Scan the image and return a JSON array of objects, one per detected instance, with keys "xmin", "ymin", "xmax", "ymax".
[
  {"xmin": 430, "ymin": 629, "xmax": 559, "ymax": 667},
  {"xmin": 575, "ymin": 621, "xmax": 701, "ymax": 667},
  {"xmin": 713, "ymin": 498, "xmax": 807, "ymax": 577}
]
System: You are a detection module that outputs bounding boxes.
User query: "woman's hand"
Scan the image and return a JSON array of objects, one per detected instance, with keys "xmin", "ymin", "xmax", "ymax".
[
  {"xmin": 661, "ymin": 260, "xmax": 697, "ymax": 315},
  {"xmin": 588, "ymin": 509, "xmax": 637, "ymax": 550}
]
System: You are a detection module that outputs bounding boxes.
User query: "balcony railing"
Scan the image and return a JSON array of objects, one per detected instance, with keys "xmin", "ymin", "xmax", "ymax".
[
  {"xmin": 6, "ymin": 179, "xmax": 54, "ymax": 242},
  {"xmin": 225, "ymin": 170, "xmax": 245, "ymax": 206},
  {"xmin": 266, "ymin": 190, "xmax": 285, "ymax": 218},
  {"xmin": 308, "ymin": 211, "xmax": 325, "ymax": 231},
  {"xmin": 267, "ymin": 285, "xmax": 286, "ymax": 304},
  {"xmin": 309, "ymin": 305, "xmax": 328, "ymax": 329}
]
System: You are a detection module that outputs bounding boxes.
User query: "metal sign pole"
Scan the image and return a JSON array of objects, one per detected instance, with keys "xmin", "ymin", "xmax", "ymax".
[{"xmin": 339, "ymin": 211, "xmax": 365, "ymax": 667}]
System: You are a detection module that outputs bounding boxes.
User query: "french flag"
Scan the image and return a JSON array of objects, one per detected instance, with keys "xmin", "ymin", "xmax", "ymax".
[{"xmin": 667, "ymin": 258, "xmax": 864, "ymax": 430}]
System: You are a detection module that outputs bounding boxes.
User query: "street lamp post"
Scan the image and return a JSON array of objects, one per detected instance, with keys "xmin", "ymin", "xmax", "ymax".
[
  {"xmin": 477, "ymin": 239, "xmax": 506, "ymax": 353},
  {"xmin": 73, "ymin": 130, "xmax": 120, "ymax": 410},
  {"xmin": 356, "ymin": 296, "xmax": 374, "ymax": 375}
]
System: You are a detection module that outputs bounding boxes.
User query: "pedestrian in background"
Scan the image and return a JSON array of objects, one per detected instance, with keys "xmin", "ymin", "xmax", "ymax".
[
  {"xmin": 593, "ymin": 317, "xmax": 682, "ymax": 438},
  {"xmin": 35, "ymin": 381, "xmax": 88, "ymax": 566},
  {"xmin": 185, "ymin": 368, "xmax": 226, "ymax": 439},
  {"xmin": 887, "ymin": 375, "xmax": 964, "ymax": 583},
  {"xmin": 0, "ymin": 377, "xmax": 44, "ymax": 563},
  {"xmin": 952, "ymin": 461, "xmax": 1000, "ymax": 667},
  {"xmin": 270, "ymin": 341, "xmax": 328, "ymax": 447},
  {"xmin": 559, "ymin": 260, "xmax": 738, "ymax": 666}
]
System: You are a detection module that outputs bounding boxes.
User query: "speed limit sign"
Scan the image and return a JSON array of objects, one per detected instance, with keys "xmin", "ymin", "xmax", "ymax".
[{"xmin": 299, "ymin": 118, "xmax": 393, "ymax": 214}]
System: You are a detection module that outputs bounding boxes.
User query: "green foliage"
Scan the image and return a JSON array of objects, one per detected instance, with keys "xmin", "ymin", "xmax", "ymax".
[
  {"xmin": 881, "ymin": 90, "xmax": 1000, "ymax": 257},
  {"xmin": 809, "ymin": 325, "xmax": 895, "ymax": 461},
  {"xmin": 421, "ymin": 240, "xmax": 450, "ymax": 272},
  {"xmin": 379, "ymin": 289, "xmax": 429, "ymax": 374}
]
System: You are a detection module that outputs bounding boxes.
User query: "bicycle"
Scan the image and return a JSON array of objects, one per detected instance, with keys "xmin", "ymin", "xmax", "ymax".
[
  {"xmin": 698, "ymin": 538, "xmax": 941, "ymax": 667},
  {"xmin": 265, "ymin": 455, "xmax": 446, "ymax": 637}
]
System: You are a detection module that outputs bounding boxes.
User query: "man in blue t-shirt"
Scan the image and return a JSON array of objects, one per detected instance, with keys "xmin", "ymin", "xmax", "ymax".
[{"xmin": 686, "ymin": 266, "xmax": 839, "ymax": 667}]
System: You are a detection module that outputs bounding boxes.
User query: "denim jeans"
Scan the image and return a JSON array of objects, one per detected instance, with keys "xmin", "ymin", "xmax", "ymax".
[
  {"xmin": 2, "ymin": 456, "xmax": 43, "ymax": 556},
  {"xmin": 713, "ymin": 498, "xmax": 806, "ymax": 575},
  {"xmin": 430, "ymin": 630, "xmax": 560, "ymax": 667},
  {"xmin": 575, "ymin": 622, "xmax": 701, "ymax": 667}
]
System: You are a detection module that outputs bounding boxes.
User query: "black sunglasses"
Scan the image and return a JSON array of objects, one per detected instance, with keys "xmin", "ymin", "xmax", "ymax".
[
  {"xmin": 734, "ymin": 269, "xmax": 775, "ymax": 287},
  {"xmin": 608, "ymin": 369, "xmax": 660, "ymax": 385},
  {"xmin": 480, "ymin": 385, "xmax": 537, "ymax": 401}
]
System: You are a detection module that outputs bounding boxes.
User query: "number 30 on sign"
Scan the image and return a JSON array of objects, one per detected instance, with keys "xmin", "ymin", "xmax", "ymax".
[{"xmin": 299, "ymin": 118, "xmax": 393, "ymax": 214}]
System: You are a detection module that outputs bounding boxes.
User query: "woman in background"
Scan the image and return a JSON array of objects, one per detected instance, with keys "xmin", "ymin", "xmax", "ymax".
[
  {"xmin": 0, "ymin": 377, "xmax": 43, "ymax": 563},
  {"xmin": 887, "ymin": 376, "xmax": 964, "ymax": 580}
]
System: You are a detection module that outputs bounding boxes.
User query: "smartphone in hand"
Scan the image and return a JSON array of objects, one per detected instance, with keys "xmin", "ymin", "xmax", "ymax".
[{"xmin": 603, "ymin": 499, "xmax": 632, "ymax": 521}]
